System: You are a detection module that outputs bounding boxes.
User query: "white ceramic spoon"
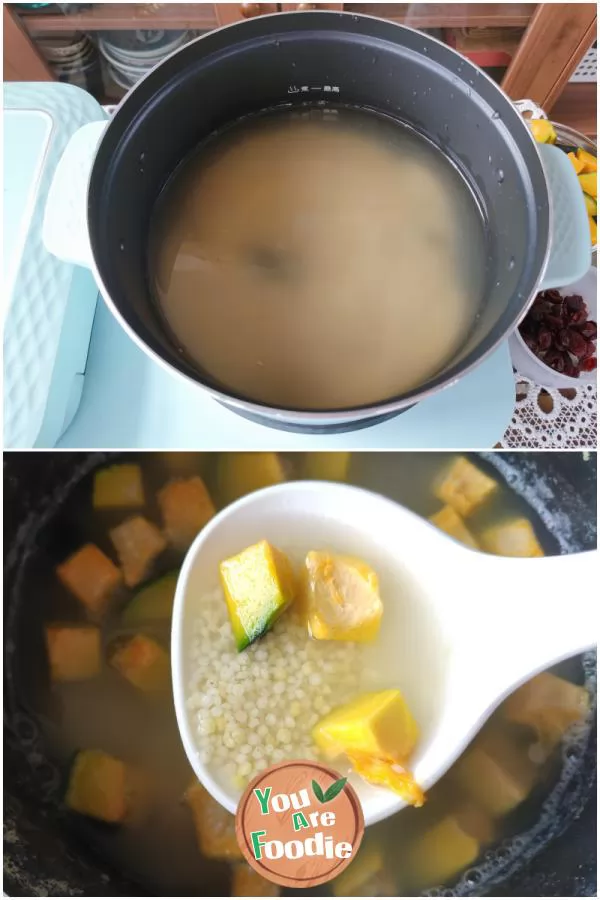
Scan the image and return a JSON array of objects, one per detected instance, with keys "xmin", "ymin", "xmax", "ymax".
[{"xmin": 171, "ymin": 481, "xmax": 596, "ymax": 827}]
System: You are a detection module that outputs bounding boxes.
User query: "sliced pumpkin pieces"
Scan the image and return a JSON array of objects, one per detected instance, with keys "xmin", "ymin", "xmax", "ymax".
[
  {"xmin": 578, "ymin": 172, "xmax": 597, "ymax": 199},
  {"xmin": 577, "ymin": 147, "xmax": 597, "ymax": 173}
]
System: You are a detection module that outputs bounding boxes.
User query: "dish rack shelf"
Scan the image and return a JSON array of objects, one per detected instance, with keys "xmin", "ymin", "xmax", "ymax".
[{"xmin": 4, "ymin": 2, "xmax": 597, "ymax": 136}]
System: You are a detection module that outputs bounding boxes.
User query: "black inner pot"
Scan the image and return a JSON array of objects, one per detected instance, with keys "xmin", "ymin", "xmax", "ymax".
[
  {"xmin": 3, "ymin": 452, "xmax": 597, "ymax": 897},
  {"xmin": 88, "ymin": 12, "xmax": 549, "ymax": 425}
]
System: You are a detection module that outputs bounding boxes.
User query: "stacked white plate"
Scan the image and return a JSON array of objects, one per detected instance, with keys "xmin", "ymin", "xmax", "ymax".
[{"xmin": 97, "ymin": 29, "xmax": 192, "ymax": 91}]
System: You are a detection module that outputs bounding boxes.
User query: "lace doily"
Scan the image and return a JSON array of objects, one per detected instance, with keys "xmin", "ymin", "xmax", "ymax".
[{"xmin": 500, "ymin": 374, "xmax": 597, "ymax": 448}]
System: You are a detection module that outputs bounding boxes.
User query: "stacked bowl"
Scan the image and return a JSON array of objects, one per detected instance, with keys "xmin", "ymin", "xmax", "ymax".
[{"xmin": 97, "ymin": 29, "xmax": 193, "ymax": 92}]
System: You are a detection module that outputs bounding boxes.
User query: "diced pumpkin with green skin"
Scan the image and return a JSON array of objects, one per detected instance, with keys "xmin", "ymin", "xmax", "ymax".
[
  {"xmin": 109, "ymin": 635, "xmax": 170, "ymax": 692},
  {"xmin": 429, "ymin": 506, "xmax": 479, "ymax": 549},
  {"xmin": 480, "ymin": 518, "xmax": 543, "ymax": 557},
  {"xmin": 93, "ymin": 464, "xmax": 144, "ymax": 508},
  {"xmin": 434, "ymin": 457, "xmax": 497, "ymax": 518},
  {"xmin": 217, "ymin": 452, "xmax": 286, "ymax": 507},
  {"xmin": 219, "ymin": 540, "xmax": 295, "ymax": 651},
  {"xmin": 304, "ymin": 452, "xmax": 351, "ymax": 482},
  {"xmin": 157, "ymin": 476, "xmax": 216, "ymax": 549},
  {"xmin": 56, "ymin": 544, "xmax": 122, "ymax": 617},
  {"xmin": 109, "ymin": 516, "xmax": 167, "ymax": 588},
  {"xmin": 313, "ymin": 689, "xmax": 418, "ymax": 764},
  {"xmin": 578, "ymin": 172, "xmax": 597, "ymax": 199},
  {"xmin": 407, "ymin": 817, "xmax": 479, "ymax": 890},
  {"xmin": 232, "ymin": 865, "xmax": 280, "ymax": 897},
  {"xmin": 184, "ymin": 780, "xmax": 242, "ymax": 860},
  {"xmin": 66, "ymin": 750, "xmax": 128, "ymax": 823},
  {"xmin": 121, "ymin": 572, "xmax": 179, "ymax": 624},
  {"xmin": 45, "ymin": 625, "xmax": 101, "ymax": 682},
  {"xmin": 304, "ymin": 552, "xmax": 383, "ymax": 642},
  {"xmin": 590, "ymin": 215, "xmax": 597, "ymax": 245},
  {"xmin": 502, "ymin": 672, "xmax": 589, "ymax": 748}
]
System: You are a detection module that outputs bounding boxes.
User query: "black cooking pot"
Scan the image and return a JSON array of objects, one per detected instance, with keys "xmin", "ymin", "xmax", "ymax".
[
  {"xmin": 3, "ymin": 451, "xmax": 597, "ymax": 896},
  {"xmin": 48, "ymin": 10, "xmax": 589, "ymax": 432}
]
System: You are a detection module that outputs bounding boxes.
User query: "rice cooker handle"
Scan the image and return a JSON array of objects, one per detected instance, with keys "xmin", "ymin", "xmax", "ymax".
[
  {"xmin": 42, "ymin": 121, "xmax": 107, "ymax": 269},
  {"xmin": 513, "ymin": 99, "xmax": 591, "ymax": 288}
]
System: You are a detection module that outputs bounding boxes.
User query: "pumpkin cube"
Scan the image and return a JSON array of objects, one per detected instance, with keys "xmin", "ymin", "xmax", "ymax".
[
  {"xmin": 434, "ymin": 457, "xmax": 497, "ymax": 518},
  {"xmin": 304, "ymin": 452, "xmax": 351, "ymax": 482},
  {"xmin": 232, "ymin": 865, "xmax": 280, "ymax": 897},
  {"xmin": 109, "ymin": 516, "xmax": 167, "ymax": 587},
  {"xmin": 217, "ymin": 452, "xmax": 286, "ymax": 506},
  {"xmin": 303, "ymin": 552, "xmax": 383, "ymax": 642},
  {"xmin": 589, "ymin": 215, "xmax": 597, "ymax": 245},
  {"xmin": 56, "ymin": 544, "xmax": 122, "ymax": 617},
  {"xmin": 528, "ymin": 119, "xmax": 556, "ymax": 144},
  {"xmin": 45, "ymin": 625, "xmax": 101, "ymax": 682},
  {"xmin": 121, "ymin": 571, "xmax": 178, "ymax": 624},
  {"xmin": 408, "ymin": 816, "xmax": 479, "ymax": 890},
  {"xmin": 502, "ymin": 672, "xmax": 589, "ymax": 749},
  {"xmin": 157, "ymin": 476, "xmax": 216, "ymax": 549},
  {"xmin": 480, "ymin": 518, "xmax": 543, "ymax": 557},
  {"xmin": 578, "ymin": 172, "xmax": 597, "ymax": 199},
  {"xmin": 93, "ymin": 464, "xmax": 144, "ymax": 508},
  {"xmin": 568, "ymin": 151, "xmax": 585, "ymax": 175},
  {"xmin": 184, "ymin": 780, "xmax": 242, "ymax": 860},
  {"xmin": 449, "ymin": 731, "xmax": 537, "ymax": 817},
  {"xmin": 577, "ymin": 147, "xmax": 597, "ymax": 173},
  {"xmin": 219, "ymin": 540, "xmax": 295, "ymax": 651},
  {"xmin": 313, "ymin": 689, "xmax": 418, "ymax": 765},
  {"xmin": 109, "ymin": 635, "xmax": 170, "ymax": 692},
  {"xmin": 429, "ymin": 506, "xmax": 479, "ymax": 549},
  {"xmin": 65, "ymin": 750, "xmax": 128, "ymax": 823},
  {"xmin": 333, "ymin": 842, "xmax": 392, "ymax": 897}
]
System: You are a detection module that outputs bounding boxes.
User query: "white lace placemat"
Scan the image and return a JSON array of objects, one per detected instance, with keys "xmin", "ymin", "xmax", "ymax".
[{"xmin": 500, "ymin": 373, "xmax": 597, "ymax": 448}]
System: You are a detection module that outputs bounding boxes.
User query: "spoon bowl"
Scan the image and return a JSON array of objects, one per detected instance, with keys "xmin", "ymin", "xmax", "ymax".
[{"xmin": 171, "ymin": 481, "xmax": 596, "ymax": 826}]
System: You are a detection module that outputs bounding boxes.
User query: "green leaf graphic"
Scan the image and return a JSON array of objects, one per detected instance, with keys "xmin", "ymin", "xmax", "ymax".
[
  {"xmin": 323, "ymin": 777, "xmax": 348, "ymax": 803},
  {"xmin": 312, "ymin": 779, "xmax": 325, "ymax": 803}
]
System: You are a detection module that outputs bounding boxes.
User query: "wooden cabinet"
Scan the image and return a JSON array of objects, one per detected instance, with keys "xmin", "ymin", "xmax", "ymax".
[{"xmin": 5, "ymin": 2, "xmax": 596, "ymax": 135}]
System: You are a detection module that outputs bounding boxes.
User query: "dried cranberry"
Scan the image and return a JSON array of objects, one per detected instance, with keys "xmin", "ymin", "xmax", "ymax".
[
  {"xmin": 581, "ymin": 356, "xmax": 597, "ymax": 372},
  {"xmin": 568, "ymin": 309, "xmax": 587, "ymax": 325},
  {"xmin": 545, "ymin": 350, "xmax": 567, "ymax": 373},
  {"xmin": 563, "ymin": 358, "xmax": 579, "ymax": 377},
  {"xmin": 578, "ymin": 320, "xmax": 597, "ymax": 340},
  {"xmin": 557, "ymin": 329, "xmax": 571, "ymax": 350},
  {"xmin": 537, "ymin": 328, "xmax": 552, "ymax": 351},
  {"xmin": 582, "ymin": 340, "xmax": 597, "ymax": 360},
  {"xmin": 544, "ymin": 314, "xmax": 564, "ymax": 331},
  {"xmin": 545, "ymin": 289, "xmax": 562, "ymax": 303},
  {"xmin": 568, "ymin": 330, "xmax": 587, "ymax": 358},
  {"xmin": 565, "ymin": 294, "xmax": 585, "ymax": 311}
]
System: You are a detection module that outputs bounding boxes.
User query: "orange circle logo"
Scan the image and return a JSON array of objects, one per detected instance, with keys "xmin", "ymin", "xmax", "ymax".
[{"xmin": 235, "ymin": 759, "xmax": 364, "ymax": 889}]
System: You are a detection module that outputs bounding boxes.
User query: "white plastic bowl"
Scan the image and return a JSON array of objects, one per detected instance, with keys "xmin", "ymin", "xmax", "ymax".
[{"xmin": 509, "ymin": 266, "xmax": 597, "ymax": 388}]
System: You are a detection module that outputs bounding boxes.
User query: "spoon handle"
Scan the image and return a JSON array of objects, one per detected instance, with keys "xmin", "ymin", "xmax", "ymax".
[{"xmin": 471, "ymin": 550, "xmax": 597, "ymax": 706}]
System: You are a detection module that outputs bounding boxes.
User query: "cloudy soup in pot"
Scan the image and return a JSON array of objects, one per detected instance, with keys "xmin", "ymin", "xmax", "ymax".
[
  {"xmin": 149, "ymin": 107, "xmax": 487, "ymax": 409},
  {"xmin": 8, "ymin": 452, "xmax": 594, "ymax": 897}
]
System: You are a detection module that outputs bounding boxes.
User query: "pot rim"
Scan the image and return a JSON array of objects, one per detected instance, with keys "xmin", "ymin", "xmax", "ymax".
[{"xmin": 86, "ymin": 9, "xmax": 552, "ymax": 423}]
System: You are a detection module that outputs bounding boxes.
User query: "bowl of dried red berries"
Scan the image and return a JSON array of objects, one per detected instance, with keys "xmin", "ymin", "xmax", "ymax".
[{"xmin": 509, "ymin": 267, "xmax": 597, "ymax": 388}]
